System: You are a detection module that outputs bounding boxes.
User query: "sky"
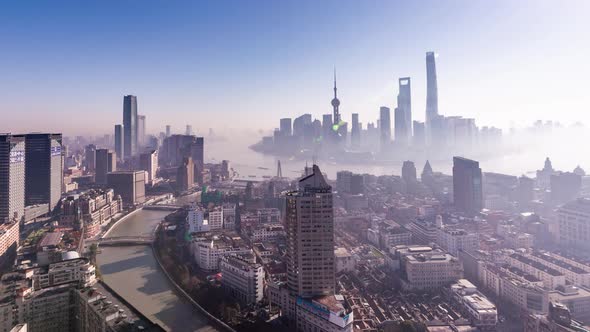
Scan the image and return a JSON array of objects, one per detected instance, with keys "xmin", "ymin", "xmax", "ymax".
[{"xmin": 1, "ymin": 0, "xmax": 590, "ymax": 136}]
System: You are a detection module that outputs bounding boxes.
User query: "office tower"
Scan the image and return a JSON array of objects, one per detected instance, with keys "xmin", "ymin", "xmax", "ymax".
[
  {"xmin": 106, "ymin": 170, "xmax": 146, "ymax": 207},
  {"xmin": 137, "ymin": 115, "xmax": 146, "ymax": 148},
  {"xmin": 402, "ymin": 161, "xmax": 417, "ymax": 184},
  {"xmin": 185, "ymin": 125, "xmax": 193, "ymax": 136},
  {"xmin": 285, "ymin": 165, "xmax": 335, "ymax": 297},
  {"xmin": 379, "ymin": 106, "xmax": 391, "ymax": 150},
  {"xmin": 95, "ymin": 149, "xmax": 116, "ymax": 185},
  {"xmin": 280, "ymin": 118, "xmax": 292, "ymax": 136},
  {"xmin": 139, "ymin": 150, "xmax": 158, "ymax": 186},
  {"xmin": 24, "ymin": 133, "xmax": 63, "ymax": 212},
  {"xmin": 0, "ymin": 134, "xmax": 25, "ymax": 223},
  {"xmin": 351, "ymin": 113, "xmax": 360, "ymax": 147},
  {"xmin": 517, "ymin": 175, "xmax": 535, "ymax": 206},
  {"xmin": 84, "ymin": 144, "xmax": 96, "ymax": 172},
  {"xmin": 160, "ymin": 135, "xmax": 204, "ymax": 168},
  {"xmin": 123, "ymin": 95, "xmax": 138, "ymax": 158},
  {"xmin": 293, "ymin": 114, "xmax": 311, "ymax": 138},
  {"xmin": 397, "ymin": 77, "xmax": 412, "ymax": 143},
  {"xmin": 177, "ymin": 157, "xmax": 194, "ymax": 192},
  {"xmin": 165, "ymin": 125, "xmax": 171, "ymax": 137},
  {"xmin": 453, "ymin": 157, "xmax": 483, "ymax": 215},
  {"xmin": 413, "ymin": 121, "xmax": 425, "ymax": 146},
  {"xmin": 114, "ymin": 124, "xmax": 124, "ymax": 161},
  {"xmin": 321, "ymin": 114, "xmax": 333, "ymax": 143},
  {"xmin": 394, "ymin": 107, "xmax": 407, "ymax": 144},
  {"xmin": 550, "ymin": 172, "xmax": 582, "ymax": 205},
  {"xmin": 425, "ymin": 52, "xmax": 439, "ymax": 134}
]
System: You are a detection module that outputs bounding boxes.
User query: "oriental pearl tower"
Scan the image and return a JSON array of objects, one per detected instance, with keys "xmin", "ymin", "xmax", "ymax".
[{"xmin": 331, "ymin": 68, "xmax": 341, "ymax": 125}]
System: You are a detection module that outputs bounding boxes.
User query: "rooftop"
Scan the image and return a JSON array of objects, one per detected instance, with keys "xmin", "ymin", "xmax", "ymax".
[
  {"xmin": 532, "ymin": 251, "xmax": 587, "ymax": 275},
  {"xmin": 510, "ymin": 253, "xmax": 563, "ymax": 277}
]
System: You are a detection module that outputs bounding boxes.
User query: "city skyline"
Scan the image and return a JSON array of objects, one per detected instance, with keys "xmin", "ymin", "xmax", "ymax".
[{"xmin": 2, "ymin": 1, "xmax": 590, "ymax": 135}]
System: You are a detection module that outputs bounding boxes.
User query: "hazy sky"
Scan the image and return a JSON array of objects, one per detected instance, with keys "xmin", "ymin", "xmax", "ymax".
[{"xmin": 1, "ymin": 0, "xmax": 589, "ymax": 136}]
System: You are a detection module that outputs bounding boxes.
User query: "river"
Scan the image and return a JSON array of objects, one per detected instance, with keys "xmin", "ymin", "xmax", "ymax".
[{"xmin": 96, "ymin": 209, "xmax": 219, "ymax": 332}]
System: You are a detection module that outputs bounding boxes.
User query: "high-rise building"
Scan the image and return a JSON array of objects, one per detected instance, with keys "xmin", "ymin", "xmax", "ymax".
[
  {"xmin": 413, "ymin": 121, "xmax": 425, "ymax": 146},
  {"xmin": 396, "ymin": 77, "xmax": 412, "ymax": 144},
  {"xmin": 139, "ymin": 150, "xmax": 158, "ymax": 186},
  {"xmin": 84, "ymin": 144, "xmax": 96, "ymax": 172},
  {"xmin": 165, "ymin": 125, "xmax": 171, "ymax": 137},
  {"xmin": 402, "ymin": 161, "xmax": 417, "ymax": 184},
  {"xmin": 280, "ymin": 118, "xmax": 292, "ymax": 137},
  {"xmin": 137, "ymin": 114, "xmax": 146, "ymax": 148},
  {"xmin": 95, "ymin": 149, "xmax": 116, "ymax": 185},
  {"xmin": 379, "ymin": 106, "xmax": 391, "ymax": 151},
  {"xmin": 177, "ymin": 157, "xmax": 194, "ymax": 192},
  {"xmin": 114, "ymin": 124, "xmax": 124, "ymax": 161},
  {"xmin": 285, "ymin": 165, "xmax": 335, "ymax": 298},
  {"xmin": 426, "ymin": 51, "xmax": 439, "ymax": 143},
  {"xmin": 185, "ymin": 124, "xmax": 193, "ymax": 136},
  {"xmin": 322, "ymin": 114, "xmax": 333, "ymax": 143},
  {"xmin": 0, "ymin": 134, "xmax": 25, "ymax": 223},
  {"xmin": 160, "ymin": 135, "xmax": 204, "ymax": 171},
  {"xmin": 351, "ymin": 113, "xmax": 360, "ymax": 147},
  {"xmin": 24, "ymin": 133, "xmax": 63, "ymax": 213},
  {"xmin": 106, "ymin": 170, "xmax": 146, "ymax": 207},
  {"xmin": 123, "ymin": 95, "xmax": 138, "ymax": 159},
  {"xmin": 394, "ymin": 107, "xmax": 407, "ymax": 145},
  {"xmin": 453, "ymin": 157, "xmax": 483, "ymax": 215}
]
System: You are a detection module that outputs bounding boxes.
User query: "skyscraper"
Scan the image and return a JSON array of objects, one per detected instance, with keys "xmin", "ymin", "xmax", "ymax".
[
  {"xmin": 177, "ymin": 157, "xmax": 194, "ymax": 192},
  {"xmin": 114, "ymin": 124, "xmax": 124, "ymax": 161},
  {"xmin": 396, "ymin": 77, "xmax": 412, "ymax": 144},
  {"xmin": 24, "ymin": 133, "xmax": 63, "ymax": 213},
  {"xmin": 351, "ymin": 113, "xmax": 360, "ymax": 147},
  {"xmin": 426, "ymin": 52, "xmax": 440, "ymax": 144},
  {"xmin": 453, "ymin": 157, "xmax": 483, "ymax": 215},
  {"xmin": 123, "ymin": 95, "xmax": 138, "ymax": 159},
  {"xmin": 394, "ymin": 107, "xmax": 407, "ymax": 144},
  {"xmin": 280, "ymin": 118, "xmax": 292, "ymax": 136},
  {"xmin": 413, "ymin": 121, "xmax": 425, "ymax": 147},
  {"xmin": 165, "ymin": 125, "xmax": 171, "ymax": 138},
  {"xmin": 426, "ymin": 52, "xmax": 439, "ymax": 124},
  {"xmin": 285, "ymin": 165, "xmax": 335, "ymax": 298},
  {"xmin": 185, "ymin": 125, "xmax": 193, "ymax": 136},
  {"xmin": 84, "ymin": 144, "xmax": 96, "ymax": 172},
  {"xmin": 0, "ymin": 134, "xmax": 25, "ymax": 223},
  {"xmin": 95, "ymin": 149, "xmax": 116, "ymax": 185},
  {"xmin": 137, "ymin": 115, "xmax": 146, "ymax": 148},
  {"xmin": 379, "ymin": 106, "xmax": 391, "ymax": 151},
  {"xmin": 139, "ymin": 150, "xmax": 159, "ymax": 186},
  {"xmin": 322, "ymin": 114, "xmax": 333, "ymax": 143}
]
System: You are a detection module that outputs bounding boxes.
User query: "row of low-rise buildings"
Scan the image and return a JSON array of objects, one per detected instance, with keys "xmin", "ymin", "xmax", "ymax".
[
  {"xmin": 60, "ymin": 189, "xmax": 123, "ymax": 238},
  {"xmin": 462, "ymin": 249, "xmax": 590, "ymax": 324}
]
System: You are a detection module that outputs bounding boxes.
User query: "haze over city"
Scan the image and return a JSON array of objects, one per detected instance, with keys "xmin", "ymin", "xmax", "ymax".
[
  {"xmin": 2, "ymin": 0, "xmax": 590, "ymax": 135},
  {"xmin": 4, "ymin": 2, "xmax": 590, "ymax": 332}
]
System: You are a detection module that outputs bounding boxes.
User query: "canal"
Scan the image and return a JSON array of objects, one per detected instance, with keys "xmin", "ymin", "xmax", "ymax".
[{"xmin": 96, "ymin": 209, "xmax": 219, "ymax": 332}]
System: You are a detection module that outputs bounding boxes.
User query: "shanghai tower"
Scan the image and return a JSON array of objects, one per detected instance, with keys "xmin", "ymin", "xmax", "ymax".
[
  {"xmin": 123, "ymin": 95, "xmax": 138, "ymax": 159},
  {"xmin": 425, "ymin": 52, "xmax": 438, "ymax": 139}
]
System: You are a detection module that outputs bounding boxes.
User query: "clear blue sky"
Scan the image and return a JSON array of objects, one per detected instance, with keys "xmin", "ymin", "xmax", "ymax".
[{"xmin": 1, "ymin": 0, "xmax": 589, "ymax": 136}]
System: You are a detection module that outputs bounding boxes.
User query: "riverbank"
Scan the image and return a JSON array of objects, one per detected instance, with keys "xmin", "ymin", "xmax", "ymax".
[
  {"xmin": 151, "ymin": 227, "xmax": 235, "ymax": 332},
  {"xmin": 96, "ymin": 209, "xmax": 218, "ymax": 331}
]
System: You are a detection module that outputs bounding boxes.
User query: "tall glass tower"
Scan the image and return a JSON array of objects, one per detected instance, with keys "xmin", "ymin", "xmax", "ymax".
[
  {"xmin": 425, "ymin": 52, "xmax": 439, "ymax": 141},
  {"xmin": 123, "ymin": 95, "xmax": 138, "ymax": 159}
]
